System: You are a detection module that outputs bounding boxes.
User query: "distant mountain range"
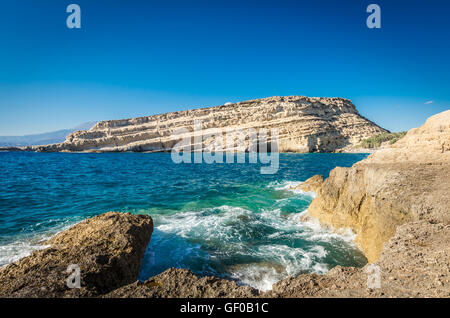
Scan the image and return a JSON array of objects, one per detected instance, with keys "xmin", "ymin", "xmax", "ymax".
[{"xmin": 0, "ymin": 122, "xmax": 97, "ymax": 147}]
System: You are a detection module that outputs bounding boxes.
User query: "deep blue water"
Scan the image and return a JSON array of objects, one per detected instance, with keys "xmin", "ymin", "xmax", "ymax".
[{"xmin": 0, "ymin": 152, "xmax": 368, "ymax": 290}]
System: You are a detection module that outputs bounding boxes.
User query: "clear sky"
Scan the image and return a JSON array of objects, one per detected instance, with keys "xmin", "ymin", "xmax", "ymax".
[{"xmin": 0, "ymin": 0, "xmax": 449, "ymax": 135}]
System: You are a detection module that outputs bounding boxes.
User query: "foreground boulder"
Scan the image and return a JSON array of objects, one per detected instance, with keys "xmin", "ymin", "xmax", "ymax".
[{"xmin": 0, "ymin": 212, "xmax": 153, "ymax": 297}]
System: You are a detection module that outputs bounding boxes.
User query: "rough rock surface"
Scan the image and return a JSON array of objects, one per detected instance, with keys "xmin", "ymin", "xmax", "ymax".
[
  {"xmin": 272, "ymin": 110, "xmax": 450, "ymax": 297},
  {"xmin": 306, "ymin": 110, "xmax": 450, "ymax": 262},
  {"xmin": 292, "ymin": 174, "xmax": 323, "ymax": 193},
  {"xmin": 267, "ymin": 221, "xmax": 449, "ymax": 298},
  {"xmin": 109, "ymin": 216, "xmax": 450, "ymax": 298},
  {"xmin": 105, "ymin": 268, "xmax": 260, "ymax": 298},
  {"xmin": 30, "ymin": 96, "xmax": 386, "ymax": 153},
  {"xmin": 0, "ymin": 212, "xmax": 153, "ymax": 298}
]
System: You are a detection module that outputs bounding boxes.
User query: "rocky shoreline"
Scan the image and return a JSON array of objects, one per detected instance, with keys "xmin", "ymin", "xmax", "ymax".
[{"xmin": 0, "ymin": 111, "xmax": 448, "ymax": 298}]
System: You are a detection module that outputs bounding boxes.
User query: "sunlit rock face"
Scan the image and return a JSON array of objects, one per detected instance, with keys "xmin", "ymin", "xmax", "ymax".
[
  {"xmin": 307, "ymin": 110, "xmax": 450, "ymax": 263},
  {"xmin": 32, "ymin": 96, "xmax": 387, "ymax": 153}
]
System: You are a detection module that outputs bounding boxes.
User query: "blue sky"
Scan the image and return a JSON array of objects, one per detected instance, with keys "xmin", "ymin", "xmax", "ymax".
[{"xmin": 0, "ymin": 0, "xmax": 449, "ymax": 135}]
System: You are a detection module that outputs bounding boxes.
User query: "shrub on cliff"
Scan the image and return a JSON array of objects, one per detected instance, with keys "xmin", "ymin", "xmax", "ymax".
[{"xmin": 360, "ymin": 132, "xmax": 407, "ymax": 149}]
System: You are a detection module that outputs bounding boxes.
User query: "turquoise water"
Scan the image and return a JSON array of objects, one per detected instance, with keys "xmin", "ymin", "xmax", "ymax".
[{"xmin": 0, "ymin": 152, "xmax": 368, "ymax": 290}]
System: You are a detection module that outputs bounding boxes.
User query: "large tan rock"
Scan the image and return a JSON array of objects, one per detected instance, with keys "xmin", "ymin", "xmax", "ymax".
[
  {"xmin": 263, "ymin": 111, "xmax": 450, "ymax": 298},
  {"xmin": 0, "ymin": 212, "xmax": 153, "ymax": 298},
  {"xmin": 366, "ymin": 110, "xmax": 450, "ymax": 164},
  {"xmin": 30, "ymin": 96, "xmax": 386, "ymax": 153},
  {"xmin": 292, "ymin": 174, "xmax": 323, "ymax": 193},
  {"xmin": 306, "ymin": 110, "xmax": 450, "ymax": 262},
  {"xmin": 2, "ymin": 111, "xmax": 447, "ymax": 299}
]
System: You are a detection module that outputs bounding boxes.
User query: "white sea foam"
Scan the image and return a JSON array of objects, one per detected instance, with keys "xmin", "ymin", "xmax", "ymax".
[
  {"xmin": 157, "ymin": 206, "xmax": 253, "ymax": 243},
  {"xmin": 152, "ymin": 203, "xmax": 360, "ymax": 291},
  {"xmin": 0, "ymin": 219, "xmax": 79, "ymax": 268},
  {"xmin": 0, "ymin": 241, "xmax": 50, "ymax": 267},
  {"xmin": 268, "ymin": 180, "xmax": 317, "ymax": 198},
  {"xmin": 229, "ymin": 263, "xmax": 286, "ymax": 291},
  {"xmin": 269, "ymin": 180, "xmax": 302, "ymax": 190},
  {"xmin": 297, "ymin": 212, "xmax": 357, "ymax": 243},
  {"xmin": 229, "ymin": 244, "xmax": 329, "ymax": 291}
]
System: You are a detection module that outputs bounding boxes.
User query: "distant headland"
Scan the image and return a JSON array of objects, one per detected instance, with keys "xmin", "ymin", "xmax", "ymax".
[{"xmin": 5, "ymin": 96, "xmax": 387, "ymax": 154}]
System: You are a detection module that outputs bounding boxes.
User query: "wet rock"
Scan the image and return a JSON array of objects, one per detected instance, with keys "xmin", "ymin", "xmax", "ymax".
[{"xmin": 105, "ymin": 268, "xmax": 260, "ymax": 298}]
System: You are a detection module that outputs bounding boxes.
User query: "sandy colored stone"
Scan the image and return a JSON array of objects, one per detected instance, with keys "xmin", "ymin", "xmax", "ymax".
[
  {"xmin": 292, "ymin": 175, "xmax": 323, "ymax": 193},
  {"xmin": 105, "ymin": 268, "xmax": 260, "ymax": 298},
  {"xmin": 99, "ymin": 110, "xmax": 450, "ymax": 298},
  {"xmin": 0, "ymin": 212, "xmax": 153, "ymax": 298},
  {"xmin": 29, "ymin": 96, "xmax": 386, "ymax": 153},
  {"xmin": 268, "ymin": 221, "xmax": 450, "ymax": 298},
  {"xmin": 306, "ymin": 110, "xmax": 450, "ymax": 263}
]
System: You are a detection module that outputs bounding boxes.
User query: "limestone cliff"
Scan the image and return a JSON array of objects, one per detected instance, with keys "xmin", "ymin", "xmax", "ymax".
[
  {"xmin": 305, "ymin": 110, "xmax": 450, "ymax": 262},
  {"xmin": 31, "ymin": 96, "xmax": 386, "ymax": 153}
]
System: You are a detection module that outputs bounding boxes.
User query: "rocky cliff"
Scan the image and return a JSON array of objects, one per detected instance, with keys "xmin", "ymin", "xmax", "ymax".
[
  {"xmin": 31, "ymin": 96, "xmax": 386, "ymax": 153},
  {"xmin": 305, "ymin": 110, "xmax": 450, "ymax": 263}
]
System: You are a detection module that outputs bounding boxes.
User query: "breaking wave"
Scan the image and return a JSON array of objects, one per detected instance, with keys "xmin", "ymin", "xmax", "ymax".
[{"xmin": 139, "ymin": 181, "xmax": 366, "ymax": 291}]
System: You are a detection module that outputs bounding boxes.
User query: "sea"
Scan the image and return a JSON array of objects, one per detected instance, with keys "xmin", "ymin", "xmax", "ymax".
[{"xmin": 0, "ymin": 152, "xmax": 368, "ymax": 291}]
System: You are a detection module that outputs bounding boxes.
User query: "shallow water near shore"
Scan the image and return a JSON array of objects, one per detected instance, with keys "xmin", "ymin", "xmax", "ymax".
[{"xmin": 0, "ymin": 152, "xmax": 368, "ymax": 290}]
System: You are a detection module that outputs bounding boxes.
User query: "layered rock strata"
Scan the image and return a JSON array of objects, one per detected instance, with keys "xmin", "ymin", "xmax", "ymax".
[{"xmin": 30, "ymin": 96, "xmax": 386, "ymax": 153}]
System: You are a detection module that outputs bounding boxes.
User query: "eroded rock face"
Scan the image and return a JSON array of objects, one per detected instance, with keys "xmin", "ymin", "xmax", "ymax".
[
  {"xmin": 306, "ymin": 110, "xmax": 450, "ymax": 263},
  {"xmin": 31, "ymin": 96, "xmax": 386, "ymax": 153},
  {"xmin": 0, "ymin": 212, "xmax": 153, "ymax": 298},
  {"xmin": 268, "ymin": 111, "xmax": 450, "ymax": 297}
]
